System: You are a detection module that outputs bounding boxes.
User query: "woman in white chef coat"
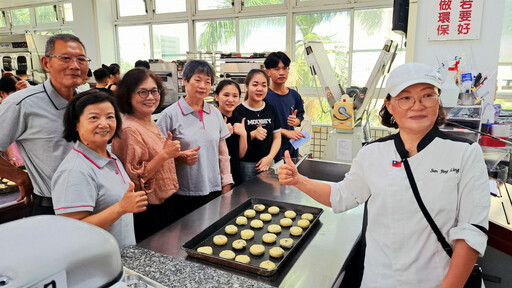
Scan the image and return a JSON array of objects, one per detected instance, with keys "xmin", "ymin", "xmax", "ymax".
[{"xmin": 278, "ymin": 62, "xmax": 490, "ymax": 288}]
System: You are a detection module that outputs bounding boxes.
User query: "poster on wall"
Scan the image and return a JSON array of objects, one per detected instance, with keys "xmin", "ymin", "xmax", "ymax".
[{"xmin": 428, "ymin": 0, "xmax": 484, "ymax": 41}]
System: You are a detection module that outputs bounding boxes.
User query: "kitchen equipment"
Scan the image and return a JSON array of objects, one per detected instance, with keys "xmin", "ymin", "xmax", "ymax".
[
  {"xmin": 182, "ymin": 198, "xmax": 323, "ymax": 276},
  {"xmin": 0, "ymin": 215, "xmax": 124, "ymax": 287}
]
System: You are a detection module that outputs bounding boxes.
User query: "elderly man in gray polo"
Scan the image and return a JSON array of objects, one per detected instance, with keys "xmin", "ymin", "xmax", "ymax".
[{"xmin": 0, "ymin": 34, "xmax": 90, "ymax": 215}]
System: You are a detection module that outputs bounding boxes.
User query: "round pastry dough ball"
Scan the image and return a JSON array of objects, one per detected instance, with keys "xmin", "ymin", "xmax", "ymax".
[
  {"xmin": 1, "ymin": 179, "xmax": 8, "ymax": 183},
  {"xmin": 260, "ymin": 213, "xmax": 272, "ymax": 222},
  {"xmin": 301, "ymin": 213, "xmax": 314, "ymax": 221},
  {"xmin": 269, "ymin": 247, "xmax": 285, "ymax": 258},
  {"xmin": 225, "ymin": 225, "xmax": 238, "ymax": 235},
  {"xmin": 279, "ymin": 238, "xmax": 294, "ymax": 249},
  {"xmin": 235, "ymin": 255, "xmax": 251, "ymax": 264},
  {"xmin": 250, "ymin": 219, "xmax": 264, "ymax": 229},
  {"xmin": 290, "ymin": 226, "xmax": 303, "ymax": 236},
  {"xmin": 197, "ymin": 246, "xmax": 213, "ymax": 254},
  {"xmin": 259, "ymin": 260, "xmax": 276, "ymax": 270},
  {"xmin": 268, "ymin": 206, "xmax": 280, "ymax": 215},
  {"xmin": 219, "ymin": 250, "xmax": 236, "ymax": 259},
  {"xmin": 240, "ymin": 229, "xmax": 255, "ymax": 240},
  {"xmin": 0, "ymin": 184, "xmax": 6, "ymax": 189},
  {"xmin": 284, "ymin": 210, "xmax": 296, "ymax": 219},
  {"xmin": 232, "ymin": 239, "xmax": 247, "ymax": 250},
  {"xmin": 6, "ymin": 181, "xmax": 16, "ymax": 186},
  {"xmin": 262, "ymin": 233, "xmax": 277, "ymax": 244},
  {"xmin": 213, "ymin": 235, "xmax": 228, "ymax": 245},
  {"xmin": 236, "ymin": 216, "xmax": 248, "ymax": 225},
  {"xmin": 297, "ymin": 219, "xmax": 310, "ymax": 229},
  {"xmin": 267, "ymin": 224, "xmax": 282, "ymax": 233},
  {"xmin": 253, "ymin": 204, "xmax": 265, "ymax": 212},
  {"xmin": 249, "ymin": 244, "xmax": 265, "ymax": 256},
  {"xmin": 279, "ymin": 218, "xmax": 293, "ymax": 227},
  {"xmin": 244, "ymin": 209, "xmax": 256, "ymax": 218}
]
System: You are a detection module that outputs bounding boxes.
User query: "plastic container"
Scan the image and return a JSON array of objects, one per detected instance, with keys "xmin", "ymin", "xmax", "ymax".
[
  {"xmin": 480, "ymin": 135, "xmax": 507, "ymax": 147},
  {"xmin": 440, "ymin": 67, "xmax": 460, "ymax": 107}
]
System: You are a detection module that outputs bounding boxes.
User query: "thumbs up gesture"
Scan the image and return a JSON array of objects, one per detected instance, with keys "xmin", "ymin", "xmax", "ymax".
[
  {"xmin": 224, "ymin": 117, "xmax": 234, "ymax": 135},
  {"xmin": 118, "ymin": 182, "xmax": 148, "ymax": 214},
  {"xmin": 287, "ymin": 109, "xmax": 300, "ymax": 127},
  {"xmin": 161, "ymin": 131, "xmax": 181, "ymax": 159},
  {"xmin": 251, "ymin": 121, "xmax": 267, "ymax": 141},
  {"xmin": 232, "ymin": 117, "xmax": 246, "ymax": 137},
  {"xmin": 177, "ymin": 145, "xmax": 201, "ymax": 165},
  {"xmin": 278, "ymin": 151, "xmax": 300, "ymax": 185}
]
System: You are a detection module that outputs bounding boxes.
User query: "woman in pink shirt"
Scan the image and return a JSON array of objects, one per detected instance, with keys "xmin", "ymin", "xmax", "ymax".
[{"xmin": 112, "ymin": 68, "xmax": 181, "ymax": 242}]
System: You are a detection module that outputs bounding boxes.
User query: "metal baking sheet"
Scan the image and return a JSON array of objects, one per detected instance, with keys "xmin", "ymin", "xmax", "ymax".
[
  {"xmin": 181, "ymin": 198, "xmax": 323, "ymax": 276},
  {"xmin": 0, "ymin": 178, "xmax": 18, "ymax": 194}
]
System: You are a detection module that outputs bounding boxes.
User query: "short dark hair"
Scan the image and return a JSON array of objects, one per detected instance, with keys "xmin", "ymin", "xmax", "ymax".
[
  {"xmin": 63, "ymin": 89, "xmax": 122, "ymax": 143},
  {"xmin": 0, "ymin": 76, "xmax": 17, "ymax": 94},
  {"xmin": 379, "ymin": 94, "xmax": 446, "ymax": 128},
  {"xmin": 215, "ymin": 79, "xmax": 241, "ymax": 96},
  {"xmin": 182, "ymin": 60, "xmax": 215, "ymax": 82},
  {"xmin": 86, "ymin": 68, "xmax": 92, "ymax": 77},
  {"xmin": 134, "ymin": 60, "xmax": 150, "ymax": 70},
  {"xmin": 264, "ymin": 51, "xmax": 291, "ymax": 69},
  {"xmin": 93, "ymin": 68, "xmax": 109, "ymax": 83},
  {"xmin": 45, "ymin": 33, "xmax": 86, "ymax": 56},
  {"xmin": 244, "ymin": 69, "xmax": 269, "ymax": 100},
  {"xmin": 115, "ymin": 67, "xmax": 166, "ymax": 115},
  {"xmin": 102, "ymin": 64, "xmax": 120, "ymax": 77}
]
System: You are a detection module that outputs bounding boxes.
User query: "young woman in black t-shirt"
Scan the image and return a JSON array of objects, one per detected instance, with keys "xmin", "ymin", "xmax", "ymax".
[
  {"xmin": 214, "ymin": 80, "xmax": 247, "ymax": 187},
  {"xmin": 234, "ymin": 69, "xmax": 281, "ymax": 183}
]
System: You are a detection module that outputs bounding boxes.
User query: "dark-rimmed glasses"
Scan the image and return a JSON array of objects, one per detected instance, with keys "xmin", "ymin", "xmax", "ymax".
[{"xmin": 136, "ymin": 89, "xmax": 161, "ymax": 99}]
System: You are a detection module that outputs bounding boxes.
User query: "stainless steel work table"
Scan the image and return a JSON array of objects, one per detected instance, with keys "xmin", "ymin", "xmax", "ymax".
[{"xmin": 137, "ymin": 170, "xmax": 363, "ymax": 287}]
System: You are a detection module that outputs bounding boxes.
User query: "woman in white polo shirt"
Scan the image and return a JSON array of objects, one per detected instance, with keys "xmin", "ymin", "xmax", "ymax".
[
  {"xmin": 52, "ymin": 90, "xmax": 148, "ymax": 248},
  {"xmin": 278, "ymin": 62, "xmax": 490, "ymax": 287}
]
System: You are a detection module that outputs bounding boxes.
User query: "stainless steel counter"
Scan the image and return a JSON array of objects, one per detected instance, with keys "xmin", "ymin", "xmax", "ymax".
[{"xmin": 138, "ymin": 171, "xmax": 363, "ymax": 287}]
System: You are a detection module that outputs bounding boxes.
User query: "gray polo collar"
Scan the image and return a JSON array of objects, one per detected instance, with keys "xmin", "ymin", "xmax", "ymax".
[
  {"xmin": 73, "ymin": 141, "xmax": 118, "ymax": 169},
  {"xmin": 177, "ymin": 96, "xmax": 211, "ymax": 115},
  {"xmin": 43, "ymin": 78, "xmax": 76, "ymax": 110}
]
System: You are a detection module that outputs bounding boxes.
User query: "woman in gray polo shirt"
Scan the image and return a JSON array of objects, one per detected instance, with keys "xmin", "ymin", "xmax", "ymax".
[{"xmin": 52, "ymin": 90, "xmax": 148, "ymax": 248}]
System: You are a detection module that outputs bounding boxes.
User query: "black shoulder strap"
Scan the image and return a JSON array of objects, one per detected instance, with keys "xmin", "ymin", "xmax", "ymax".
[{"xmin": 402, "ymin": 158, "xmax": 454, "ymax": 258}]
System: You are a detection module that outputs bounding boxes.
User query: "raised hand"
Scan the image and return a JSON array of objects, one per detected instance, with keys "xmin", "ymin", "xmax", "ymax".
[
  {"xmin": 119, "ymin": 182, "xmax": 148, "ymax": 214},
  {"xmin": 233, "ymin": 117, "xmax": 246, "ymax": 137},
  {"xmin": 224, "ymin": 117, "xmax": 233, "ymax": 135},
  {"xmin": 178, "ymin": 146, "xmax": 201, "ymax": 165},
  {"xmin": 251, "ymin": 122, "xmax": 267, "ymax": 141},
  {"xmin": 161, "ymin": 131, "xmax": 181, "ymax": 159},
  {"xmin": 278, "ymin": 151, "xmax": 300, "ymax": 185},
  {"xmin": 287, "ymin": 109, "xmax": 300, "ymax": 127}
]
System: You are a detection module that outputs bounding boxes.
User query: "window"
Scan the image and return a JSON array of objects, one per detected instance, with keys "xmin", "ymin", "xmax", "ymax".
[
  {"xmin": 11, "ymin": 8, "xmax": 31, "ymax": 26},
  {"xmin": 63, "ymin": 3, "xmax": 74, "ymax": 22},
  {"xmin": 0, "ymin": 12, "xmax": 7, "ymax": 28},
  {"xmin": 153, "ymin": 23, "xmax": 189, "ymax": 60},
  {"xmin": 36, "ymin": 5, "xmax": 58, "ymax": 25},
  {"xmin": 244, "ymin": 0, "xmax": 284, "ymax": 7},
  {"xmin": 197, "ymin": 0, "xmax": 232, "ymax": 11},
  {"xmin": 155, "ymin": 0, "xmax": 186, "ymax": 13},
  {"xmin": 496, "ymin": 0, "xmax": 512, "ymax": 103},
  {"xmin": 118, "ymin": 25, "xmax": 150, "ymax": 72},
  {"xmin": 239, "ymin": 16, "xmax": 286, "ymax": 54},
  {"xmin": 196, "ymin": 20, "xmax": 236, "ymax": 52},
  {"xmin": 352, "ymin": 8, "xmax": 405, "ymax": 87},
  {"xmin": 118, "ymin": 0, "xmax": 147, "ymax": 17}
]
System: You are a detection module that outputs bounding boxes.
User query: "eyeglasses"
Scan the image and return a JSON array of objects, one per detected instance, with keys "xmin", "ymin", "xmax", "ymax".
[
  {"xmin": 47, "ymin": 54, "xmax": 91, "ymax": 65},
  {"xmin": 136, "ymin": 89, "xmax": 161, "ymax": 99},
  {"xmin": 394, "ymin": 94, "xmax": 439, "ymax": 110}
]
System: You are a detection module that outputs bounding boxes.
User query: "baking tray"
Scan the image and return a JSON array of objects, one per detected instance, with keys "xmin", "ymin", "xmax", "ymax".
[
  {"xmin": 181, "ymin": 198, "xmax": 323, "ymax": 276},
  {"xmin": 0, "ymin": 178, "xmax": 18, "ymax": 194}
]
